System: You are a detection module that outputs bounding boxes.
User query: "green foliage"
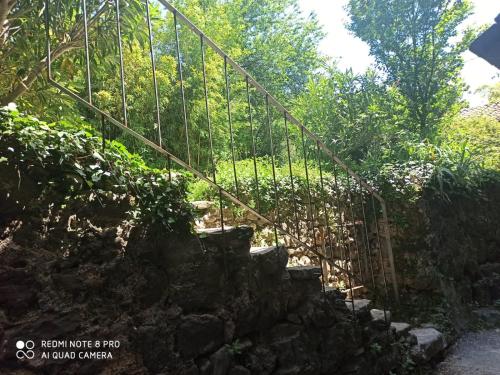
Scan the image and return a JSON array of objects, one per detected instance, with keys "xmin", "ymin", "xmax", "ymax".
[
  {"xmin": 297, "ymin": 66, "xmax": 411, "ymax": 165},
  {"xmin": 0, "ymin": 0, "xmax": 146, "ymax": 113},
  {"xmin": 477, "ymin": 82, "xmax": 500, "ymax": 104},
  {"xmin": 189, "ymin": 157, "xmax": 330, "ymax": 217},
  {"xmin": 442, "ymin": 115, "xmax": 500, "ymax": 171},
  {"xmin": 1, "ymin": 0, "xmax": 324, "ymax": 173},
  {"xmin": 366, "ymin": 138, "xmax": 500, "ymax": 203},
  {"xmin": 170, "ymin": 0, "xmax": 325, "ymax": 101},
  {"xmin": 2, "ymin": 0, "xmax": 496, "ymax": 214},
  {"xmin": 347, "ymin": 0, "xmax": 475, "ymax": 140},
  {"xmin": 0, "ymin": 104, "xmax": 192, "ymax": 230}
]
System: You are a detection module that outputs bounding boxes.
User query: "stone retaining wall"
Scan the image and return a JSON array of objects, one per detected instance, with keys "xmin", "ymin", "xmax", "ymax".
[{"xmin": 0, "ymin": 215, "xmax": 403, "ymax": 374}]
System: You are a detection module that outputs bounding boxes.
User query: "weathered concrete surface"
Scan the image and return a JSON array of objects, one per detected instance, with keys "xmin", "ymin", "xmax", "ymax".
[{"xmin": 435, "ymin": 329, "xmax": 500, "ymax": 375}]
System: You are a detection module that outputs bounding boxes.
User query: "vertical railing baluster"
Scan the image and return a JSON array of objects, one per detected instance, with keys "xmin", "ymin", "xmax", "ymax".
[
  {"xmin": 224, "ymin": 56, "xmax": 239, "ymax": 197},
  {"xmin": 201, "ymin": 36, "xmax": 215, "ymax": 182},
  {"xmin": 301, "ymin": 127, "xmax": 325, "ymax": 293},
  {"xmin": 115, "ymin": 0, "xmax": 128, "ymax": 127},
  {"xmin": 44, "ymin": 0, "xmax": 51, "ymax": 78},
  {"xmin": 82, "ymin": 0, "xmax": 92, "ymax": 104},
  {"xmin": 200, "ymin": 35, "xmax": 224, "ymax": 233},
  {"xmin": 331, "ymin": 165, "xmax": 346, "ymax": 267},
  {"xmin": 200, "ymin": 34, "xmax": 224, "ymax": 232},
  {"xmin": 285, "ymin": 113, "xmax": 300, "ymax": 238},
  {"xmin": 371, "ymin": 194, "xmax": 389, "ymax": 321},
  {"xmin": 101, "ymin": 114, "xmax": 106, "ymax": 152},
  {"xmin": 316, "ymin": 142, "xmax": 335, "ymax": 282},
  {"xmin": 266, "ymin": 95, "xmax": 280, "ymax": 247},
  {"xmin": 246, "ymin": 76, "xmax": 261, "ymax": 212},
  {"xmin": 145, "ymin": 0, "xmax": 162, "ymax": 147},
  {"xmin": 173, "ymin": 11, "xmax": 191, "ymax": 165},
  {"xmin": 381, "ymin": 200, "xmax": 399, "ymax": 301},
  {"xmin": 346, "ymin": 174, "xmax": 364, "ymax": 284},
  {"xmin": 359, "ymin": 181, "xmax": 376, "ymax": 289},
  {"xmin": 332, "ymin": 164, "xmax": 354, "ymax": 312}
]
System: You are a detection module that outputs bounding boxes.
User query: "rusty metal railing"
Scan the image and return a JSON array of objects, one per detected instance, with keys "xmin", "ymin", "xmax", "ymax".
[{"xmin": 43, "ymin": 0, "xmax": 398, "ymax": 305}]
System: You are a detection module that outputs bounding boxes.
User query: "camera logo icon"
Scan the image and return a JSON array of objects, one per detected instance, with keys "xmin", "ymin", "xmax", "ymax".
[{"xmin": 16, "ymin": 340, "xmax": 35, "ymax": 360}]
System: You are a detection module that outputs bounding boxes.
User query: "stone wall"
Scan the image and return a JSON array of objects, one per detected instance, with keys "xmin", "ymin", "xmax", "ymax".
[
  {"xmin": 391, "ymin": 181, "xmax": 500, "ymax": 334},
  {"xmin": 0, "ymin": 209, "xmax": 404, "ymax": 374}
]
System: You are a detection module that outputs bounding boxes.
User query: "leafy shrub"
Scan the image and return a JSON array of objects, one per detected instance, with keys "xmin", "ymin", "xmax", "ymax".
[
  {"xmin": 187, "ymin": 156, "xmax": 366, "ymax": 240},
  {"xmin": 0, "ymin": 104, "xmax": 192, "ymax": 231},
  {"xmin": 441, "ymin": 115, "xmax": 500, "ymax": 172},
  {"xmin": 363, "ymin": 138, "xmax": 500, "ymax": 203}
]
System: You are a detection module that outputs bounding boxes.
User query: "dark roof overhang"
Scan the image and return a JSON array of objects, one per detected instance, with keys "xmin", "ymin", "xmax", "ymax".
[{"xmin": 470, "ymin": 14, "xmax": 500, "ymax": 70}]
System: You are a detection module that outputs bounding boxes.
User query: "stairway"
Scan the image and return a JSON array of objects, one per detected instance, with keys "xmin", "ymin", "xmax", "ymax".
[{"xmin": 44, "ymin": 0, "xmax": 399, "ymax": 303}]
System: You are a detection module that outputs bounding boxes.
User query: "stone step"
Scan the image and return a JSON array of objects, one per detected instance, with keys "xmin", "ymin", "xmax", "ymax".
[
  {"xmin": 369, "ymin": 308, "xmax": 392, "ymax": 330},
  {"xmin": 287, "ymin": 265, "xmax": 322, "ymax": 280},
  {"xmin": 250, "ymin": 246, "xmax": 289, "ymax": 275},
  {"xmin": 195, "ymin": 226, "xmax": 254, "ymax": 249},
  {"xmin": 196, "ymin": 226, "xmax": 235, "ymax": 235},
  {"xmin": 343, "ymin": 285, "xmax": 368, "ymax": 299},
  {"xmin": 391, "ymin": 322, "xmax": 411, "ymax": 338},
  {"xmin": 324, "ymin": 286, "xmax": 346, "ymax": 299},
  {"xmin": 250, "ymin": 246, "xmax": 278, "ymax": 256},
  {"xmin": 409, "ymin": 327, "xmax": 445, "ymax": 363},
  {"xmin": 344, "ymin": 298, "xmax": 372, "ymax": 313},
  {"xmin": 370, "ymin": 308, "xmax": 391, "ymax": 322}
]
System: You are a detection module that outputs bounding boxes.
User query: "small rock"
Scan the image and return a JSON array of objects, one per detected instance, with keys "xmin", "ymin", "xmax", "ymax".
[{"xmin": 409, "ymin": 328, "xmax": 445, "ymax": 363}]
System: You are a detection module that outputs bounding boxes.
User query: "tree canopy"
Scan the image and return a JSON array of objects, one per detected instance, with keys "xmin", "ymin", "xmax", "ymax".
[{"xmin": 347, "ymin": 0, "xmax": 476, "ymax": 140}]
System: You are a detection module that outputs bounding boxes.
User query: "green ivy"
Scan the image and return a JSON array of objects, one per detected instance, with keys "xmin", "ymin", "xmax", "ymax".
[{"xmin": 0, "ymin": 104, "xmax": 192, "ymax": 231}]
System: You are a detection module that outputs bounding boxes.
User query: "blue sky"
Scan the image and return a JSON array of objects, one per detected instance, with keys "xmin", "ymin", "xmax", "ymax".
[{"xmin": 298, "ymin": 0, "xmax": 500, "ymax": 106}]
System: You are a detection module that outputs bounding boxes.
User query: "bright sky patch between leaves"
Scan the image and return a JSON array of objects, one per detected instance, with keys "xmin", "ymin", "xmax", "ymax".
[{"xmin": 298, "ymin": 0, "xmax": 500, "ymax": 107}]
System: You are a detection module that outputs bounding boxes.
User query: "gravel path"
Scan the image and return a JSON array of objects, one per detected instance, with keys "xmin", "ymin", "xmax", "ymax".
[{"xmin": 435, "ymin": 329, "xmax": 500, "ymax": 375}]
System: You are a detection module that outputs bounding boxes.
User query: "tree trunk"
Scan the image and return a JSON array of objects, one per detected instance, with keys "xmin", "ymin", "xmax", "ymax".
[
  {"xmin": 0, "ymin": 1, "xmax": 108, "ymax": 106},
  {"xmin": 0, "ymin": 0, "xmax": 15, "ymax": 47},
  {"xmin": 0, "ymin": 43, "xmax": 79, "ymax": 106}
]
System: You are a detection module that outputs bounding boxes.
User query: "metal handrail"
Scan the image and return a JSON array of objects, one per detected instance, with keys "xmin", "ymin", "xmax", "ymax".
[{"xmin": 43, "ymin": 0, "xmax": 398, "ymax": 302}]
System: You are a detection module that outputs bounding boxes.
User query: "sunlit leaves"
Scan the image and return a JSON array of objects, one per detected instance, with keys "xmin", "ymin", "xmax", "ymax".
[{"xmin": 0, "ymin": 105, "xmax": 192, "ymax": 230}]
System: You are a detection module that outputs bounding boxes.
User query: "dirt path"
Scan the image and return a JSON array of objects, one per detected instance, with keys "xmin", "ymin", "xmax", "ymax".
[{"xmin": 435, "ymin": 329, "xmax": 500, "ymax": 375}]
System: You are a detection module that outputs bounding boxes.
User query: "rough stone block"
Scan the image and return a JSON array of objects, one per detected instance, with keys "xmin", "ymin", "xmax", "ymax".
[
  {"xmin": 369, "ymin": 309, "xmax": 391, "ymax": 330},
  {"xmin": 250, "ymin": 246, "xmax": 289, "ymax": 275},
  {"xmin": 177, "ymin": 314, "xmax": 225, "ymax": 358},
  {"xmin": 287, "ymin": 266, "xmax": 322, "ymax": 280},
  {"xmin": 345, "ymin": 299, "xmax": 372, "ymax": 313},
  {"xmin": 409, "ymin": 327, "xmax": 445, "ymax": 363},
  {"xmin": 391, "ymin": 322, "xmax": 411, "ymax": 338},
  {"xmin": 370, "ymin": 309, "xmax": 391, "ymax": 323}
]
